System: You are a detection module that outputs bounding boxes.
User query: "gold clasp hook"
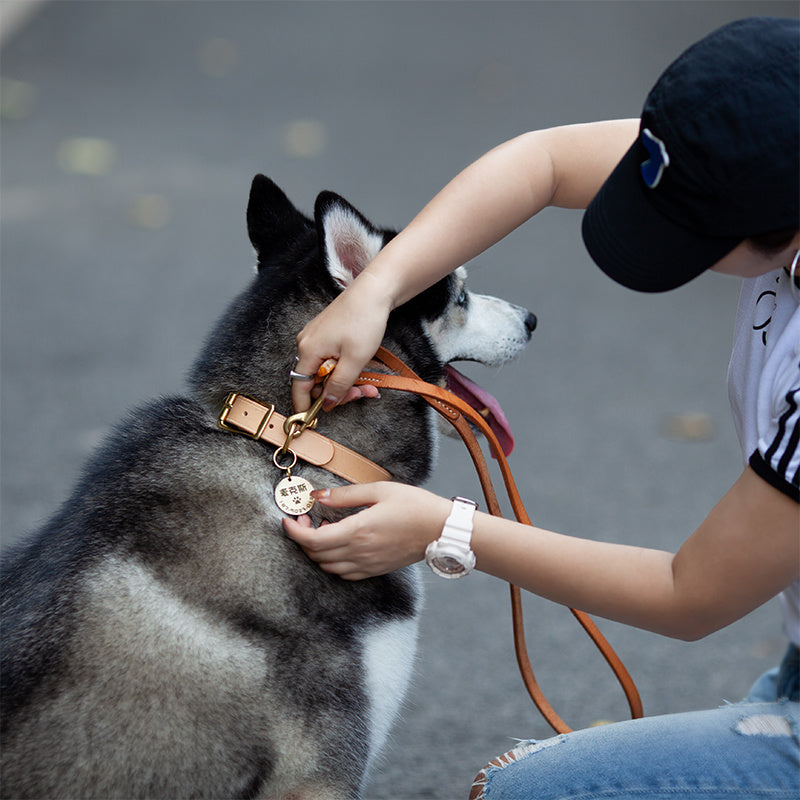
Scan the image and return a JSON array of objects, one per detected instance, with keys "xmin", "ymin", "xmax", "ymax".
[{"xmin": 278, "ymin": 370, "xmax": 332, "ymax": 456}]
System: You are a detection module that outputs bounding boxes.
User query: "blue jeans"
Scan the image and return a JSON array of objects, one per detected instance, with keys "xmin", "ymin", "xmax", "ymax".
[{"xmin": 471, "ymin": 645, "xmax": 799, "ymax": 800}]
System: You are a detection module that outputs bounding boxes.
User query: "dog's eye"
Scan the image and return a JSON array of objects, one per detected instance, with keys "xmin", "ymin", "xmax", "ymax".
[{"xmin": 456, "ymin": 289, "xmax": 468, "ymax": 306}]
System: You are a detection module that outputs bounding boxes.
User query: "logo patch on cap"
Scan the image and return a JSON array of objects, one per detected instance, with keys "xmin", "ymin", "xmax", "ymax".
[{"xmin": 640, "ymin": 128, "xmax": 670, "ymax": 189}]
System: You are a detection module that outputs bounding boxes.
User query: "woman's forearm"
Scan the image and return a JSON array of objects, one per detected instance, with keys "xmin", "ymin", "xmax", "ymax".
[
  {"xmin": 471, "ymin": 468, "xmax": 799, "ymax": 641},
  {"xmin": 471, "ymin": 513, "xmax": 682, "ymax": 636},
  {"xmin": 363, "ymin": 120, "xmax": 638, "ymax": 309}
]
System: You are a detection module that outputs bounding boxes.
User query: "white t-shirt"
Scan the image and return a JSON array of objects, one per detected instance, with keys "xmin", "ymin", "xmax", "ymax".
[{"xmin": 727, "ymin": 267, "xmax": 800, "ymax": 646}]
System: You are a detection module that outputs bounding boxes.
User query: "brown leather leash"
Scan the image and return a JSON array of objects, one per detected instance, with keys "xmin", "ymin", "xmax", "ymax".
[{"xmin": 356, "ymin": 347, "xmax": 644, "ymax": 733}]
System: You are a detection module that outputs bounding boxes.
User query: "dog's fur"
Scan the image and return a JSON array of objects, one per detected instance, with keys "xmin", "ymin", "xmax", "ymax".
[{"xmin": 0, "ymin": 176, "xmax": 535, "ymax": 799}]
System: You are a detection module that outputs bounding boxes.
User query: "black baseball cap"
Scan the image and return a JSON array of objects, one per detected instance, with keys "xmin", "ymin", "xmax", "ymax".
[{"xmin": 582, "ymin": 16, "xmax": 800, "ymax": 293}]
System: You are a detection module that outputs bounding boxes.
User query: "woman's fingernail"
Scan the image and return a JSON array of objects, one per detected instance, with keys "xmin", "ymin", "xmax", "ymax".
[
  {"xmin": 311, "ymin": 488, "xmax": 331, "ymax": 500},
  {"xmin": 322, "ymin": 395, "xmax": 338, "ymax": 412}
]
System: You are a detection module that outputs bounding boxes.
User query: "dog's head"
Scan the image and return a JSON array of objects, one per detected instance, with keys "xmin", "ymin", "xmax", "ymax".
[{"xmin": 191, "ymin": 175, "xmax": 535, "ymax": 484}]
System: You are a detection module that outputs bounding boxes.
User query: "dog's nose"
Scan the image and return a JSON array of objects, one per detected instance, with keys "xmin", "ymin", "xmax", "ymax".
[{"xmin": 524, "ymin": 312, "xmax": 537, "ymax": 335}]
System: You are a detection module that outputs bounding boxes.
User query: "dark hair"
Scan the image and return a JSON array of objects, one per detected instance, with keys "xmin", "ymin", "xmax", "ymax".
[{"xmin": 748, "ymin": 228, "xmax": 798, "ymax": 255}]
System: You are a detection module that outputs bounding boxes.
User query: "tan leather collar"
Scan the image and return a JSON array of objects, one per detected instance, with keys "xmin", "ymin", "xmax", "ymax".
[{"xmin": 218, "ymin": 392, "xmax": 391, "ymax": 485}]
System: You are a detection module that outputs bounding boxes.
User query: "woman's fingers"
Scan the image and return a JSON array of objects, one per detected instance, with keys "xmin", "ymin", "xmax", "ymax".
[
  {"xmin": 290, "ymin": 357, "xmax": 381, "ymax": 413},
  {"xmin": 282, "ymin": 515, "xmax": 350, "ymax": 553},
  {"xmin": 282, "ymin": 515, "xmax": 368, "ymax": 579},
  {"xmin": 310, "ymin": 482, "xmax": 389, "ymax": 508}
]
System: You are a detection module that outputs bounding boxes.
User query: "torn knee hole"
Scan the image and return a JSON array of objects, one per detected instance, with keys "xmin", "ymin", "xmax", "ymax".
[
  {"xmin": 734, "ymin": 713, "xmax": 793, "ymax": 737},
  {"xmin": 470, "ymin": 738, "xmax": 566, "ymax": 800}
]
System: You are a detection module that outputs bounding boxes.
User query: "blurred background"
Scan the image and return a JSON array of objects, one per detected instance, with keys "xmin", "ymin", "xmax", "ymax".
[{"xmin": 2, "ymin": 2, "xmax": 797, "ymax": 797}]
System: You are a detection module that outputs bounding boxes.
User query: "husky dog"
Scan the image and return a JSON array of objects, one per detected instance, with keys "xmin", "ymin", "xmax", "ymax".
[{"xmin": 1, "ymin": 176, "xmax": 536, "ymax": 800}]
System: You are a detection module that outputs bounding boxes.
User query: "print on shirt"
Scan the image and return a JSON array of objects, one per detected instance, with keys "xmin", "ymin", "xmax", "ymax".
[{"xmin": 752, "ymin": 274, "xmax": 779, "ymax": 347}]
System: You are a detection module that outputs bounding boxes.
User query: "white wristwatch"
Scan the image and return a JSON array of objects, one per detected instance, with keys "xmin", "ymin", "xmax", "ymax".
[{"xmin": 425, "ymin": 497, "xmax": 478, "ymax": 579}]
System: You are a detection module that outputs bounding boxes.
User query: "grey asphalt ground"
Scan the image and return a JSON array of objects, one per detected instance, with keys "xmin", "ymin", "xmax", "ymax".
[{"xmin": 2, "ymin": 2, "xmax": 798, "ymax": 798}]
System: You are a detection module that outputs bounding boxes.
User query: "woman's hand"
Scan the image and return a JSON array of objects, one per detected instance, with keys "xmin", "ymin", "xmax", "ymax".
[
  {"xmin": 282, "ymin": 482, "xmax": 453, "ymax": 580},
  {"xmin": 292, "ymin": 272, "xmax": 394, "ymax": 413}
]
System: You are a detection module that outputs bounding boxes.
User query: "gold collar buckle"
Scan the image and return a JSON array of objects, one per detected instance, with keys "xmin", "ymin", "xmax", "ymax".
[{"xmin": 218, "ymin": 392, "xmax": 275, "ymax": 440}]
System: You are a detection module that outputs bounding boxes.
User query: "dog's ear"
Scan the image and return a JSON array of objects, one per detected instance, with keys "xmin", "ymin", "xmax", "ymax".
[
  {"xmin": 315, "ymin": 192, "xmax": 385, "ymax": 288},
  {"xmin": 247, "ymin": 175, "xmax": 311, "ymax": 261}
]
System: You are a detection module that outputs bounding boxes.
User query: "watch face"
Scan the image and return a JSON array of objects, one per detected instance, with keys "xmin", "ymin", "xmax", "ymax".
[{"xmin": 432, "ymin": 555, "xmax": 465, "ymax": 575}]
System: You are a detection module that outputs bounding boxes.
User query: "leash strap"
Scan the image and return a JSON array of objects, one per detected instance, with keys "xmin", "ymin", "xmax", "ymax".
[{"xmin": 357, "ymin": 347, "xmax": 643, "ymax": 733}]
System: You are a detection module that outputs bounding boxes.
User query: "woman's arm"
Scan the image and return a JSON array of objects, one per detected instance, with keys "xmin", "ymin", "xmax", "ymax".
[
  {"xmin": 292, "ymin": 119, "xmax": 639, "ymax": 411},
  {"xmin": 472, "ymin": 467, "xmax": 798, "ymax": 639},
  {"xmin": 283, "ymin": 467, "xmax": 799, "ymax": 641}
]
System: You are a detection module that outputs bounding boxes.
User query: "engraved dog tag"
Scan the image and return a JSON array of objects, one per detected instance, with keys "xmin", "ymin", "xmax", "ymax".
[{"xmin": 274, "ymin": 475, "xmax": 315, "ymax": 515}]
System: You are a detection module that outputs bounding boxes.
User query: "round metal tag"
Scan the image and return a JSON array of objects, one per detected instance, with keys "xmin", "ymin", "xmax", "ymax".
[{"xmin": 274, "ymin": 475, "xmax": 315, "ymax": 516}]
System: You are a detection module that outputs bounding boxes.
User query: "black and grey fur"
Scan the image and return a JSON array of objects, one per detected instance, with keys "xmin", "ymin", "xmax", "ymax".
[{"xmin": 1, "ymin": 176, "xmax": 535, "ymax": 800}]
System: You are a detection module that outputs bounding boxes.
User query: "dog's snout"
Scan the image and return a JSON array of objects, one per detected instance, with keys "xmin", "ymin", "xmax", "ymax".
[{"xmin": 524, "ymin": 312, "xmax": 537, "ymax": 336}]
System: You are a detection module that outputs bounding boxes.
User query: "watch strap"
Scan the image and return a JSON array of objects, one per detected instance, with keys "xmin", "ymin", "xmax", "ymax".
[{"xmin": 440, "ymin": 496, "xmax": 477, "ymax": 546}]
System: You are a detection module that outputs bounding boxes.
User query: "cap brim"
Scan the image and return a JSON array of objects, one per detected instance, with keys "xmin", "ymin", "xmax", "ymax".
[{"xmin": 582, "ymin": 141, "xmax": 739, "ymax": 293}]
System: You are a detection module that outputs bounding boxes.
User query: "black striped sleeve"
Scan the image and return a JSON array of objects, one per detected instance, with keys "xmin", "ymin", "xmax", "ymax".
[{"xmin": 751, "ymin": 386, "xmax": 800, "ymax": 502}]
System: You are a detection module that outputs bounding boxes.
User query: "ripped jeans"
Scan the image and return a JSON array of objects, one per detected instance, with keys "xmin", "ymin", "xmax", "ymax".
[{"xmin": 471, "ymin": 644, "xmax": 799, "ymax": 799}]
